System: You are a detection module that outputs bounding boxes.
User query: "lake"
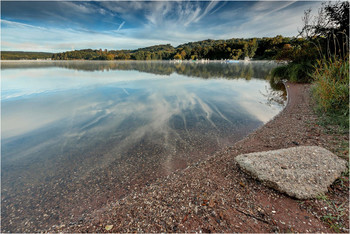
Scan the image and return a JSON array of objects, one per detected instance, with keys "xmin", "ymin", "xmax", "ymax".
[{"xmin": 1, "ymin": 60, "xmax": 285, "ymax": 232}]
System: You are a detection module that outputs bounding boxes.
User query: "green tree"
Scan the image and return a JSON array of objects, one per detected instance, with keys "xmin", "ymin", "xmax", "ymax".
[
  {"xmin": 180, "ymin": 50, "xmax": 187, "ymax": 60},
  {"xmin": 174, "ymin": 53, "xmax": 182, "ymax": 60},
  {"xmin": 106, "ymin": 54, "xmax": 115, "ymax": 60},
  {"xmin": 231, "ymin": 49, "xmax": 242, "ymax": 59}
]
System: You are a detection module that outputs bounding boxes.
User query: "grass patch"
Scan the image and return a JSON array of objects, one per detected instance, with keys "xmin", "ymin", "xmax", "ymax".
[
  {"xmin": 271, "ymin": 61, "xmax": 314, "ymax": 84},
  {"xmin": 316, "ymin": 112, "xmax": 349, "ymax": 135},
  {"xmin": 311, "ymin": 57, "xmax": 349, "ymax": 125},
  {"xmin": 316, "ymin": 190, "xmax": 347, "ymax": 233},
  {"xmin": 321, "ymin": 201, "xmax": 347, "ymax": 233},
  {"xmin": 316, "ymin": 194, "xmax": 329, "ymax": 201},
  {"xmin": 311, "ymin": 57, "xmax": 349, "ymax": 160}
]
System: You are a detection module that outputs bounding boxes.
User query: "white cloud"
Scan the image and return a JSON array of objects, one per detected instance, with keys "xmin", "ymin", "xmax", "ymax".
[
  {"xmin": 1, "ymin": 1, "xmax": 325, "ymax": 51},
  {"xmin": 60, "ymin": 2, "xmax": 95, "ymax": 14},
  {"xmin": 117, "ymin": 21, "xmax": 125, "ymax": 31},
  {"xmin": 232, "ymin": 1, "xmax": 323, "ymax": 38},
  {"xmin": 1, "ymin": 19, "xmax": 171, "ymax": 52},
  {"xmin": 249, "ymin": 1, "xmax": 297, "ymax": 21},
  {"xmin": 193, "ymin": 0, "xmax": 219, "ymax": 23},
  {"xmin": 1, "ymin": 19, "xmax": 46, "ymax": 30}
]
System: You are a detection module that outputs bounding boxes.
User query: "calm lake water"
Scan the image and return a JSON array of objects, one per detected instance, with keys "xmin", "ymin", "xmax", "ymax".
[{"xmin": 1, "ymin": 60, "xmax": 285, "ymax": 232}]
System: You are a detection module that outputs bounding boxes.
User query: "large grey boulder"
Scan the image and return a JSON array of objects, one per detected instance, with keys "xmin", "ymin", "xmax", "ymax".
[{"xmin": 235, "ymin": 146, "xmax": 347, "ymax": 199}]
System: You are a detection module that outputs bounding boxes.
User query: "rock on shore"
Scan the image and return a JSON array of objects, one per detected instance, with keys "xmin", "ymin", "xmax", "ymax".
[{"xmin": 235, "ymin": 146, "xmax": 347, "ymax": 199}]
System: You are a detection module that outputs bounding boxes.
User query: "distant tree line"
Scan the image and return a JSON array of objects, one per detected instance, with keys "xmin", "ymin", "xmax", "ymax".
[
  {"xmin": 1, "ymin": 36, "xmax": 308, "ymax": 61},
  {"xmin": 1, "ymin": 51, "xmax": 53, "ymax": 60},
  {"xmin": 50, "ymin": 36, "xmax": 305, "ymax": 61},
  {"xmin": 0, "ymin": 35, "xmax": 313, "ymax": 61}
]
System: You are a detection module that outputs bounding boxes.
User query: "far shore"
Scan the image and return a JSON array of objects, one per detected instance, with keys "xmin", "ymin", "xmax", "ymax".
[{"xmin": 0, "ymin": 59, "xmax": 281, "ymax": 62}]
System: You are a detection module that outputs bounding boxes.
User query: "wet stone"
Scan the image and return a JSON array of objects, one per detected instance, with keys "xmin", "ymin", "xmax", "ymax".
[{"xmin": 235, "ymin": 146, "xmax": 347, "ymax": 199}]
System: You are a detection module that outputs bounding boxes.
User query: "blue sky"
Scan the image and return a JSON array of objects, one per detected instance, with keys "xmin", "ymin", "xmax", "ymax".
[{"xmin": 1, "ymin": 1, "xmax": 323, "ymax": 52}]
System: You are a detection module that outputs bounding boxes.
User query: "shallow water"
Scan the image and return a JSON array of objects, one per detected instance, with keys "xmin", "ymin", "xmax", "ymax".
[{"xmin": 1, "ymin": 60, "xmax": 285, "ymax": 232}]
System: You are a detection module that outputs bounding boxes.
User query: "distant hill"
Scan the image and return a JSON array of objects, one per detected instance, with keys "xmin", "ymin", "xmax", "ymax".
[
  {"xmin": 177, "ymin": 39, "xmax": 227, "ymax": 49},
  {"xmin": 132, "ymin": 44, "xmax": 175, "ymax": 53},
  {"xmin": 1, "ymin": 51, "xmax": 53, "ymax": 60}
]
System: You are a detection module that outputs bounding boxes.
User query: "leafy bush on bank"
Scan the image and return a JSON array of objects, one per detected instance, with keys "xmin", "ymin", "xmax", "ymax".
[
  {"xmin": 311, "ymin": 57, "xmax": 349, "ymax": 129},
  {"xmin": 271, "ymin": 61, "xmax": 314, "ymax": 83}
]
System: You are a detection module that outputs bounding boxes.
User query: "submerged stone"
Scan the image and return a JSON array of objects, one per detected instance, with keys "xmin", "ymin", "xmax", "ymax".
[{"xmin": 235, "ymin": 146, "xmax": 347, "ymax": 199}]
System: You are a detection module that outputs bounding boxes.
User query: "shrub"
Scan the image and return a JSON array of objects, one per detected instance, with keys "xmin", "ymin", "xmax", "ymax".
[
  {"xmin": 312, "ymin": 57, "xmax": 349, "ymax": 127},
  {"xmin": 271, "ymin": 60, "xmax": 314, "ymax": 84}
]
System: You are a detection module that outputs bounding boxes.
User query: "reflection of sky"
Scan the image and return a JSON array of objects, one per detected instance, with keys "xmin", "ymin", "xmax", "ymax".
[
  {"xmin": 1, "ymin": 68, "xmax": 165, "ymax": 100},
  {"xmin": 1, "ymin": 63, "xmax": 283, "ymax": 140},
  {"xmin": 1, "ymin": 62, "xmax": 286, "ymax": 233}
]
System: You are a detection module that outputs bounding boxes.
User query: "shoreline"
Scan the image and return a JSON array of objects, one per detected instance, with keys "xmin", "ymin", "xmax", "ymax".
[
  {"xmin": 56, "ymin": 82, "xmax": 349, "ymax": 233},
  {"xmin": 225, "ymin": 81, "xmax": 290, "ymax": 151}
]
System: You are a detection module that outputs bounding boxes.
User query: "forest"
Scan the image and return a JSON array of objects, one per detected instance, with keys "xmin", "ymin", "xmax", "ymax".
[
  {"xmin": 49, "ymin": 36, "xmax": 301, "ymax": 61},
  {"xmin": 1, "ymin": 51, "xmax": 53, "ymax": 60},
  {"xmin": 1, "ymin": 36, "xmax": 304, "ymax": 61}
]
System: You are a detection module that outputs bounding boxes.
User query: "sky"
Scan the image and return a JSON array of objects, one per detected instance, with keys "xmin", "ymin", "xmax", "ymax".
[{"xmin": 1, "ymin": 0, "xmax": 324, "ymax": 52}]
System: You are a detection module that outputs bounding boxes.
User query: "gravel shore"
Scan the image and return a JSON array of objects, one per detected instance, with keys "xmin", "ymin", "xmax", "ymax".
[{"xmin": 55, "ymin": 82, "xmax": 349, "ymax": 233}]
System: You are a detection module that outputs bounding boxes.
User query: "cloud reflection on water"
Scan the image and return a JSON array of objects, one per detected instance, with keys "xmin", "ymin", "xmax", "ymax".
[
  {"xmin": 2, "ymin": 61, "xmax": 283, "ymax": 140},
  {"xmin": 1, "ymin": 61, "xmax": 286, "ymax": 232}
]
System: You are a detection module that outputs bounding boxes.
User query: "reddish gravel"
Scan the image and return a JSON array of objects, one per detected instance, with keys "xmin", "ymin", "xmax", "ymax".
[{"xmin": 54, "ymin": 82, "xmax": 349, "ymax": 233}]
